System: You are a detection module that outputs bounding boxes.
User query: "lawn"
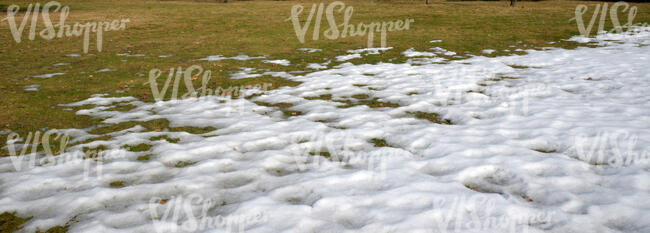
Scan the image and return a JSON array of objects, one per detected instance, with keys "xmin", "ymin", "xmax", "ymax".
[
  {"xmin": 2, "ymin": 0, "xmax": 649, "ymax": 144},
  {"xmin": 1, "ymin": 0, "xmax": 649, "ymax": 231}
]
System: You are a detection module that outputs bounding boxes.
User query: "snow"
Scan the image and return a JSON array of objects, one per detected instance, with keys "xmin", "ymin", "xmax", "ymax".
[
  {"xmin": 95, "ymin": 68, "xmax": 114, "ymax": 73},
  {"xmin": 23, "ymin": 85, "xmax": 40, "ymax": 91},
  {"xmin": 298, "ymin": 48, "xmax": 322, "ymax": 53},
  {"xmin": 335, "ymin": 53, "xmax": 362, "ymax": 62},
  {"xmin": 2, "ymin": 28, "xmax": 650, "ymax": 233},
  {"xmin": 306, "ymin": 63, "xmax": 327, "ymax": 70},
  {"xmin": 262, "ymin": 59, "xmax": 290, "ymax": 66},
  {"xmin": 430, "ymin": 47, "xmax": 457, "ymax": 56},
  {"xmin": 117, "ymin": 53, "xmax": 145, "ymax": 57},
  {"xmin": 32, "ymin": 72, "xmax": 65, "ymax": 79},
  {"xmin": 198, "ymin": 54, "xmax": 266, "ymax": 61},
  {"xmin": 482, "ymin": 49, "xmax": 495, "ymax": 54},
  {"xmin": 402, "ymin": 48, "xmax": 436, "ymax": 57},
  {"xmin": 230, "ymin": 67, "xmax": 263, "ymax": 79},
  {"xmin": 52, "ymin": 62, "xmax": 70, "ymax": 67},
  {"xmin": 347, "ymin": 47, "xmax": 392, "ymax": 55}
]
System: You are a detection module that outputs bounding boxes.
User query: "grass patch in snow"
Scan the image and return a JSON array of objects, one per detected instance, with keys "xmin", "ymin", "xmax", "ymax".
[
  {"xmin": 150, "ymin": 135, "xmax": 180, "ymax": 143},
  {"xmin": 122, "ymin": 143, "xmax": 152, "ymax": 152},
  {"xmin": 254, "ymin": 101, "xmax": 303, "ymax": 117},
  {"xmin": 304, "ymin": 94, "xmax": 332, "ymax": 101},
  {"xmin": 407, "ymin": 111, "xmax": 453, "ymax": 125},
  {"xmin": 336, "ymin": 97, "xmax": 400, "ymax": 109},
  {"xmin": 369, "ymin": 138, "xmax": 390, "ymax": 147},
  {"xmin": 352, "ymin": 94, "xmax": 371, "ymax": 99},
  {"xmin": 174, "ymin": 161, "xmax": 197, "ymax": 168},
  {"xmin": 109, "ymin": 181, "xmax": 126, "ymax": 188},
  {"xmin": 82, "ymin": 144, "xmax": 108, "ymax": 153},
  {"xmin": 136, "ymin": 154, "xmax": 152, "ymax": 161},
  {"xmin": 507, "ymin": 64, "xmax": 541, "ymax": 69},
  {"xmin": 531, "ymin": 148, "xmax": 557, "ymax": 154},
  {"xmin": 308, "ymin": 151, "xmax": 332, "ymax": 158},
  {"xmin": 0, "ymin": 211, "xmax": 31, "ymax": 232}
]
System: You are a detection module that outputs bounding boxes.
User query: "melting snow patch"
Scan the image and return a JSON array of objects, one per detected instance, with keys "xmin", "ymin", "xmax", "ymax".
[
  {"xmin": 94, "ymin": 68, "xmax": 114, "ymax": 73},
  {"xmin": 347, "ymin": 47, "xmax": 392, "ymax": 55},
  {"xmin": 117, "ymin": 53, "xmax": 145, "ymax": 57},
  {"xmin": 23, "ymin": 85, "xmax": 40, "ymax": 91},
  {"xmin": 402, "ymin": 48, "xmax": 436, "ymax": 57},
  {"xmin": 298, "ymin": 48, "xmax": 322, "ymax": 53},
  {"xmin": 32, "ymin": 73, "xmax": 64, "ymax": 79},
  {"xmin": 482, "ymin": 49, "xmax": 496, "ymax": 54},
  {"xmin": 198, "ymin": 54, "xmax": 266, "ymax": 61},
  {"xmin": 430, "ymin": 47, "xmax": 457, "ymax": 56},
  {"xmin": 65, "ymin": 53, "xmax": 80, "ymax": 57},
  {"xmin": 335, "ymin": 53, "xmax": 362, "ymax": 62},
  {"xmin": 262, "ymin": 59, "xmax": 290, "ymax": 66},
  {"xmin": 230, "ymin": 67, "xmax": 263, "ymax": 79},
  {"xmin": 306, "ymin": 63, "xmax": 327, "ymax": 70},
  {"xmin": 406, "ymin": 57, "xmax": 446, "ymax": 65},
  {"xmin": 52, "ymin": 62, "xmax": 70, "ymax": 67}
]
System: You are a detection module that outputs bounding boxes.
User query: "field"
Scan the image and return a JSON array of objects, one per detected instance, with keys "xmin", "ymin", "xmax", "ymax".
[
  {"xmin": 2, "ymin": 0, "xmax": 649, "ymax": 138},
  {"xmin": 1, "ymin": 0, "xmax": 650, "ymax": 232}
]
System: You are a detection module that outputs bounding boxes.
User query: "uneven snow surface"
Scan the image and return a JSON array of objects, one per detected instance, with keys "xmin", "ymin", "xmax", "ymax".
[{"xmin": 2, "ymin": 29, "xmax": 650, "ymax": 233}]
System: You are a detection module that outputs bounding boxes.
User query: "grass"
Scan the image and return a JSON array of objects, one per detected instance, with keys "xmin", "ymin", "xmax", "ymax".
[
  {"xmin": 407, "ymin": 111, "xmax": 453, "ymax": 125},
  {"xmin": 2, "ymin": 0, "xmax": 649, "ymax": 147},
  {"xmin": 174, "ymin": 160, "xmax": 197, "ymax": 167},
  {"xmin": 109, "ymin": 180, "xmax": 126, "ymax": 188},
  {"xmin": 309, "ymin": 151, "xmax": 332, "ymax": 158},
  {"xmin": 369, "ymin": 138, "xmax": 390, "ymax": 147},
  {"xmin": 121, "ymin": 143, "xmax": 152, "ymax": 152},
  {"xmin": 336, "ymin": 97, "xmax": 401, "ymax": 108},
  {"xmin": 136, "ymin": 153, "xmax": 152, "ymax": 161},
  {"xmin": 1, "ymin": 0, "xmax": 650, "ymax": 230},
  {"xmin": 150, "ymin": 135, "xmax": 180, "ymax": 143},
  {"xmin": 0, "ymin": 212, "xmax": 30, "ymax": 233}
]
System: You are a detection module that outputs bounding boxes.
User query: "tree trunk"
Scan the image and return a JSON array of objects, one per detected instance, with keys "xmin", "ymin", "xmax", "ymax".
[
  {"xmin": 510, "ymin": 0, "xmax": 515, "ymax": 7},
  {"xmin": 426, "ymin": 0, "xmax": 430, "ymax": 4}
]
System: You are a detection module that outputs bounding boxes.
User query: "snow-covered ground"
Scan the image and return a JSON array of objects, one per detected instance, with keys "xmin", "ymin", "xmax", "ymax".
[{"xmin": 2, "ymin": 28, "xmax": 650, "ymax": 233}]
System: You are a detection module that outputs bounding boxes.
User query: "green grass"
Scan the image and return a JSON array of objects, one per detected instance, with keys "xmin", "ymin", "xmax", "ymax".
[
  {"xmin": 136, "ymin": 153, "xmax": 152, "ymax": 161},
  {"xmin": 150, "ymin": 135, "xmax": 180, "ymax": 143},
  {"xmin": 109, "ymin": 180, "xmax": 126, "ymax": 188},
  {"xmin": 174, "ymin": 160, "xmax": 197, "ymax": 167},
  {"xmin": 0, "ymin": 212, "xmax": 31, "ymax": 233},
  {"xmin": 309, "ymin": 151, "xmax": 332, "ymax": 158},
  {"xmin": 407, "ymin": 111, "xmax": 453, "ymax": 124},
  {"xmin": 121, "ymin": 143, "xmax": 152, "ymax": 152},
  {"xmin": 369, "ymin": 138, "xmax": 391, "ymax": 147},
  {"xmin": 2, "ymin": 0, "xmax": 649, "ymax": 147}
]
